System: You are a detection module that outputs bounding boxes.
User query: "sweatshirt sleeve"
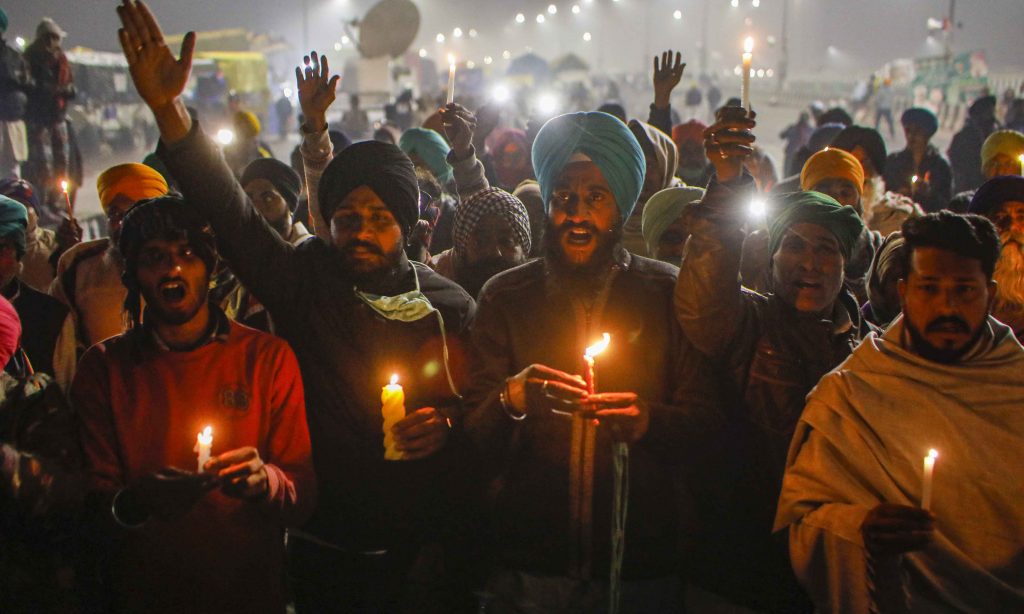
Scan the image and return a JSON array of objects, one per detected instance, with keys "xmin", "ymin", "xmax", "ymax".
[
  {"xmin": 72, "ymin": 345, "xmax": 122, "ymax": 494},
  {"xmin": 299, "ymin": 124, "xmax": 334, "ymax": 240},
  {"xmin": 647, "ymin": 104, "xmax": 673, "ymax": 137},
  {"xmin": 157, "ymin": 123, "xmax": 303, "ymax": 315},
  {"xmin": 448, "ymin": 145, "xmax": 490, "ymax": 200},
  {"xmin": 674, "ymin": 174, "xmax": 761, "ymax": 360},
  {"xmin": 260, "ymin": 340, "xmax": 317, "ymax": 527}
]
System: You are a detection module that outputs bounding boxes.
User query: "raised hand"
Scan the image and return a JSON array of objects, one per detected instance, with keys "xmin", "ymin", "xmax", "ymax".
[
  {"xmin": 704, "ymin": 106, "xmax": 757, "ymax": 183},
  {"xmin": 653, "ymin": 50, "xmax": 685, "ymax": 109},
  {"xmin": 295, "ymin": 51, "xmax": 340, "ymax": 133},
  {"xmin": 116, "ymin": 0, "xmax": 194, "ymax": 112},
  {"xmin": 440, "ymin": 103, "xmax": 477, "ymax": 158}
]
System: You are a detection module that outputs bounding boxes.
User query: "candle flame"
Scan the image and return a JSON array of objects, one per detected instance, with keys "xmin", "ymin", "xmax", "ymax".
[
  {"xmin": 197, "ymin": 425, "xmax": 213, "ymax": 444},
  {"xmin": 389, "ymin": 373, "xmax": 399, "ymax": 386},
  {"xmin": 743, "ymin": 37, "xmax": 754, "ymax": 53},
  {"xmin": 585, "ymin": 332, "xmax": 611, "ymax": 358},
  {"xmin": 448, "ymin": 53, "xmax": 456, "ymax": 67},
  {"xmin": 911, "ymin": 174, "xmax": 919, "ymax": 184},
  {"xmin": 60, "ymin": 179, "xmax": 69, "ymax": 193},
  {"xmin": 928, "ymin": 448, "xmax": 938, "ymax": 459}
]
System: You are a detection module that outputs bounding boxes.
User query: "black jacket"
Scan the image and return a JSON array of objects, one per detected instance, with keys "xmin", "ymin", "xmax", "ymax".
[
  {"xmin": 464, "ymin": 252, "xmax": 722, "ymax": 581},
  {"xmin": 3, "ymin": 279, "xmax": 67, "ymax": 380},
  {"xmin": 883, "ymin": 145, "xmax": 953, "ymax": 213},
  {"xmin": 0, "ymin": 41, "xmax": 29, "ymax": 121},
  {"xmin": 159, "ymin": 124, "xmax": 477, "ymax": 551}
]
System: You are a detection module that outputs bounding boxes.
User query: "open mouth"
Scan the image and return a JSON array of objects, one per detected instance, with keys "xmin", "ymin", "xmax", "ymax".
[
  {"xmin": 564, "ymin": 228, "xmax": 593, "ymax": 246},
  {"xmin": 794, "ymin": 281, "xmax": 823, "ymax": 290},
  {"xmin": 159, "ymin": 280, "xmax": 187, "ymax": 303}
]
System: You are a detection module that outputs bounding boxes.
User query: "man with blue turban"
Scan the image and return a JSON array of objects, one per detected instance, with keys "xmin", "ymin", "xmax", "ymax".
[
  {"xmin": 883, "ymin": 107, "xmax": 952, "ymax": 213},
  {"xmin": 464, "ymin": 111, "xmax": 720, "ymax": 611},
  {"xmin": 675, "ymin": 105, "xmax": 872, "ymax": 612}
]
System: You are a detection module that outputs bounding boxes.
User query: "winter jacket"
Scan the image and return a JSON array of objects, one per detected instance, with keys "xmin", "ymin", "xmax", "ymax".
[
  {"xmin": 0, "ymin": 40, "xmax": 30, "ymax": 121},
  {"xmin": 675, "ymin": 174, "xmax": 872, "ymax": 611},
  {"xmin": 464, "ymin": 251, "xmax": 723, "ymax": 581},
  {"xmin": 158, "ymin": 123, "xmax": 477, "ymax": 552},
  {"xmin": 23, "ymin": 43, "xmax": 74, "ymax": 125},
  {"xmin": 883, "ymin": 145, "xmax": 953, "ymax": 213}
]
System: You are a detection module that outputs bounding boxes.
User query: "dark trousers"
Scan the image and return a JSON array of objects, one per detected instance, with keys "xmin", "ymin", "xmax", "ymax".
[{"xmin": 875, "ymin": 108, "xmax": 894, "ymax": 138}]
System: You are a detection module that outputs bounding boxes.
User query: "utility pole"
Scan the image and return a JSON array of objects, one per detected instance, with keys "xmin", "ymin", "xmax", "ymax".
[
  {"xmin": 777, "ymin": 0, "xmax": 789, "ymax": 94},
  {"xmin": 944, "ymin": 0, "xmax": 956, "ymax": 63}
]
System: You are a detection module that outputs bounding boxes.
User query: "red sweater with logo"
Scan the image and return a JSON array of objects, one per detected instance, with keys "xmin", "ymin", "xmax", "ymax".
[{"xmin": 73, "ymin": 318, "xmax": 315, "ymax": 613}]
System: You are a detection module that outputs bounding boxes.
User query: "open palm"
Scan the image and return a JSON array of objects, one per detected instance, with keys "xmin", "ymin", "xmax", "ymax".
[
  {"xmin": 295, "ymin": 51, "xmax": 340, "ymax": 131},
  {"xmin": 117, "ymin": 0, "xmax": 195, "ymax": 110}
]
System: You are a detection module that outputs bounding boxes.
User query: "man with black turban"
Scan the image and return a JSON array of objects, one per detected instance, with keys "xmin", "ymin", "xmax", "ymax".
[
  {"xmin": 884, "ymin": 107, "xmax": 953, "ymax": 213},
  {"xmin": 115, "ymin": 4, "xmax": 478, "ymax": 609},
  {"xmin": 675, "ymin": 105, "xmax": 873, "ymax": 613},
  {"xmin": 463, "ymin": 108, "xmax": 720, "ymax": 611}
]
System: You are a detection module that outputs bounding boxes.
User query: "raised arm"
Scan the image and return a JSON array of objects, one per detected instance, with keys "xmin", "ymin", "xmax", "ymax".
[
  {"xmin": 675, "ymin": 106, "xmax": 760, "ymax": 358},
  {"xmin": 441, "ymin": 103, "xmax": 490, "ymax": 199},
  {"xmin": 648, "ymin": 50, "xmax": 685, "ymax": 136},
  {"xmin": 117, "ymin": 0, "xmax": 302, "ymax": 311},
  {"xmin": 295, "ymin": 51, "xmax": 340, "ymax": 240}
]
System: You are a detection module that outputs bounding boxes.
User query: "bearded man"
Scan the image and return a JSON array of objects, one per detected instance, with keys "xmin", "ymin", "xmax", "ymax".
[{"xmin": 967, "ymin": 175, "xmax": 1024, "ymax": 339}]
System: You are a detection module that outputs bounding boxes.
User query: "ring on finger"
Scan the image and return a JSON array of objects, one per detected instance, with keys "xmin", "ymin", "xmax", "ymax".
[{"xmin": 542, "ymin": 380, "xmax": 549, "ymax": 392}]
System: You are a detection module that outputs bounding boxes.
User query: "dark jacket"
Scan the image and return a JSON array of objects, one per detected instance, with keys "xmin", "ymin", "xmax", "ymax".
[
  {"xmin": 159, "ymin": 124, "xmax": 477, "ymax": 551},
  {"xmin": 883, "ymin": 145, "xmax": 953, "ymax": 213},
  {"xmin": 464, "ymin": 252, "xmax": 722, "ymax": 581},
  {"xmin": 947, "ymin": 119, "xmax": 995, "ymax": 194},
  {"xmin": 3, "ymin": 279, "xmax": 68, "ymax": 379},
  {"xmin": 0, "ymin": 40, "xmax": 30, "ymax": 121},
  {"xmin": 23, "ymin": 43, "xmax": 74, "ymax": 125},
  {"xmin": 675, "ymin": 175, "xmax": 871, "ymax": 611}
]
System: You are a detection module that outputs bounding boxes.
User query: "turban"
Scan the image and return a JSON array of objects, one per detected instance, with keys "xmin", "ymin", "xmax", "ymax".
[
  {"xmin": 318, "ymin": 140, "xmax": 420, "ymax": 237},
  {"xmin": 901, "ymin": 107, "xmax": 939, "ymax": 137},
  {"xmin": 981, "ymin": 130, "xmax": 1024, "ymax": 170},
  {"xmin": 141, "ymin": 152, "xmax": 175, "ymax": 188},
  {"xmin": 329, "ymin": 130, "xmax": 352, "ymax": 154},
  {"xmin": 831, "ymin": 126, "xmax": 887, "ymax": 176},
  {"xmin": 800, "ymin": 147, "xmax": 865, "ymax": 195},
  {"xmin": 452, "ymin": 188, "xmax": 532, "ymax": 257},
  {"xmin": 596, "ymin": 103, "xmax": 627, "ymax": 124},
  {"xmin": 672, "ymin": 120, "xmax": 707, "ymax": 150},
  {"xmin": 769, "ymin": 191, "xmax": 865, "ymax": 261},
  {"xmin": 968, "ymin": 176, "xmax": 1024, "ymax": 217},
  {"xmin": 641, "ymin": 186, "xmax": 705, "ymax": 254},
  {"xmin": 0, "ymin": 296, "xmax": 20, "ymax": 368},
  {"xmin": 241, "ymin": 158, "xmax": 302, "ymax": 212},
  {"xmin": 96, "ymin": 163, "xmax": 169, "ymax": 214},
  {"xmin": 233, "ymin": 111, "xmax": 261, "ymax": 139},
  {"xmin": 806, "ymin": 123, "xmax": 845, "ymax": 155},
  {"xmin": 36, "ymin": 17, "xmax": 65, "ymax": 40},
  {"xmin": 0, "ymin": 10, "xmax": 8, "ymax": 33},
  {"xmin": 968, "ymin": 95, "xmax": 997, "ymax": 119},
  {"xmin": 816, "ymin": 107, "xmax": 853, "ymax": 127},
  {"xmin": 629, "ymin": 120, "xmax": 679, "ymax": 194},
  {"xmin": 532, "ymin": 111, "xmax": 645, "ymax": 221},
  {"xmin": 420, "ymin": 112, "xmax": 448, "ymax": 142},
  {"xmin": 866, "ymin": 231, "xmax": 907, "ymax": 324},
  {"xmin": 399, "ymin": 127, "xmax": 453, "ymax": 185},
  {"xmin": 0, "ymin": 196, "xmax": 28, "ymax": 258},
  {"xmin": 0, "ymin": 178, "xmax": 39, "ymax": 211}
]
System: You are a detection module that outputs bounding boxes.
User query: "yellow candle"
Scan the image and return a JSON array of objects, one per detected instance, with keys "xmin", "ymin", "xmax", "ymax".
[
  {"xmin": 741, "ymin": 37, "xmax": 754, "ymax": 111},
  {"xmin": 446, "ymin": 55, "xmax": 457, "ymax": 105},
  {"xmin": 921, "ymin": 448, "xmax": 938, "ymax": 510},
  {"xmin": 194, "ymin": 425, "xmax": 213, "ymax": 472},
  {"xmin": 381, "ymin": 374, "xmax": 405, "ymax": 460}
]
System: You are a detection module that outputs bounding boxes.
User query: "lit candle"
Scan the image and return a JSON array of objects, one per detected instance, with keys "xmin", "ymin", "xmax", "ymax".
[
  {"xmin": 911, "ymin": 174, "xmax": 919, "ymax": 185},
  {"xmin": 741, "ymin": 37, "xmax": 754, "ymax": 111},
  {"xmin": 446, "ymin": 54, "xmax": 457, "ymax": 105},
  {"xmin": 60, "ymin": 179, "xmax": 73, "ymax": 218},
  {"xmin": 921, "ymin": 448, "xmax": 938, "ymax": 510},
  {"xmin": 381, "ymin": 374, "xmax": 405, "ymax": 460},
  {"xmin": 1018, "ymin": 154, "xmax": 1024, "ymax": 175},
  {"xmin": 194, "ymin": 425, "xmax": 213, "ymax": 472},
  {"xmin": 583, "ymin": 333, "xmax": 611, "ymax": 395}
]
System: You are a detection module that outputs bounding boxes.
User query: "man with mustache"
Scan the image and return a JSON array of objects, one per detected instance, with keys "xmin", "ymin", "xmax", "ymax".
[
  {"xmin": 464, "ymin": 110, "xmax": 720, "ymax": 611},
  {"xmin": 776, "ymin": 211, "xmax": 1024, "ymax": 612},
  {"xmin": 966, "ymin": 175, "xmax": 1024, "ymax": 339},
  {"xmin": 675, "ymin": 105, "xmax": 869, "ymax": 611},
  {"xmin": 115, "ymin": 3, "xmax": 476, "ymax": 610},
  {"xmin": 73, "ymin": 195, "xmax": 315, "ymax": 612}
]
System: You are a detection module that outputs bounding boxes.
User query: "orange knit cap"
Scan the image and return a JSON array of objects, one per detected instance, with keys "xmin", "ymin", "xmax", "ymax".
[
  {"xmin": 96, "ymin": 163, "xmax": 169, "ymax": 214},
  {"xmin": 800, "ymin": 147, "xmax": 865, "ymax": 195}
]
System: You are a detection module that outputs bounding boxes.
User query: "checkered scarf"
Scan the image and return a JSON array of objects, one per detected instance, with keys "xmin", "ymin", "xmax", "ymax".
[{"xmin": 452, "ymin": 187, "xmax": 532, "ymax": 256}]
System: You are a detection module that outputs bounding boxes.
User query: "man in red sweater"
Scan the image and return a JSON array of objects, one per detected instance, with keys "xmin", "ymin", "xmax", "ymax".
[{"xmin": 73, "ymin": 195, "xmax": 316, "ymax": 613}]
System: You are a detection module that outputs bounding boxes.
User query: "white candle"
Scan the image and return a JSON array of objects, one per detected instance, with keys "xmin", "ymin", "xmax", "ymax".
[
  {"xmin": 381, "ymin": 374, "xmax": 405, "ymax": 460},
  {"xmin": 741, "ymin": 37, "xmax": 754, "ymax": 111},
  {"xmin": 446, "ymin": 55, "xmax": 457, "ymax": 105},
  {"xmin": 60, "ymin": 179, "xmax": 73, "ymax": 218},
  {"xmin": 921, "ymin": 448, "xmax": 938, "ymax": 510},
  {"xmin": 194, "ymin": 425, "xmax": 213, "ymax": 472}
]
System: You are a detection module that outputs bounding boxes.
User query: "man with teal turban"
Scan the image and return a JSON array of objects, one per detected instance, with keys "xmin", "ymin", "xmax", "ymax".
[
  {"xmin": 463, "ymin": 110, "xmax": 719, "ymax": 611},
  {"xmin": 641, "ymin": 185, "xmax": 704, "ymax": 265},
  {"xmin": 399, "ymin": 127, "xmax": 453, "ymax": 185},
  {"xmin": 674, "ymin": 105, "xmax": 872, "ymax": 612}
]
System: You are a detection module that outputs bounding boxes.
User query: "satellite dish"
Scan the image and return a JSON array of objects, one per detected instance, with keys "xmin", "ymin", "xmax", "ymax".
[{"xmin": 353, "ymin": 0, "xmax": 420, "ymax": 59}]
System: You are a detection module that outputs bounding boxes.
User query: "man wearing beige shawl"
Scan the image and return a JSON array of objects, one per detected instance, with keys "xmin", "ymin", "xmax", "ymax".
[{"xmin": 776, "ymin": 210, "xmax": 1024, "ymax": 612}]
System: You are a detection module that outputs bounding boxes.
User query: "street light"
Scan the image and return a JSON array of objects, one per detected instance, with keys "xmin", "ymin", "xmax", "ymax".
[
  {"xmin": 572, "ymin": 4, "xmax": 581, "ymax": 14},
  {"xmin": 515, "ymin": 13, "xmax": 525, "ymax": 24},
  {"xmin": 452, "ymin": 27, "xmax": 463, "ymax": 38},
  {"xmin": 436, "ymin": 33, "xmax": 445, "ymax": 42},
  {"xmin": 548, "ymin": 4, "xmax": 557, "ymax": 15},
  {"xmin": 673, "ymin": 9, "xmax": 682, "ymax": 20},
  {"xmin": 583, "ymin": 32, "xmax": 592, "ymax": 42},
  {"xmin": 536, "ymin": 14, "xmax": 545, "ymax": 23}
]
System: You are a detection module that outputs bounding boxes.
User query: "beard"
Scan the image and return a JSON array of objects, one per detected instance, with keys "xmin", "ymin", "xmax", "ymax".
[
  {"xmin": 904, "ymin": 313, "xmax": 983, "ymax": 364},
  {"xmin": 457, "ymin": 256, "xmax": 516, "ymax": 299},
  {"xmin": 993, "ymin": 231, "xmax": 1024, "ymax": 319},
  {"xmin": 861, "ymin": 176, "xmax": 884, "ymax": 220},
  {"xmin": 543, "ymin": 218, "xmax": 622, "ymax": 290}
]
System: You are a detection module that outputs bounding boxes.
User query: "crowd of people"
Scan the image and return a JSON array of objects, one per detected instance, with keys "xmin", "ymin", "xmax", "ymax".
[{"xmin": 0, "ymin": 1, "xmax": 1022, "ymax": 612}]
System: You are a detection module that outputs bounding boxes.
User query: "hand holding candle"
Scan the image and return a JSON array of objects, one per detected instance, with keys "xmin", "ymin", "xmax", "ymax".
[
  {"xmin": 194, "ymin": 425, "xmax": 213, "ymax": 472},
  {"xmin": 583, "ymin": 333, "xmax": 611, "ymax": 395},
  {"xmin": 381, "ymin": 374, "xmax": 405, "ymax": 460},
  {"xmin": 60, "ymin": 179, "xmax": 74, "ymax": 218}
]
